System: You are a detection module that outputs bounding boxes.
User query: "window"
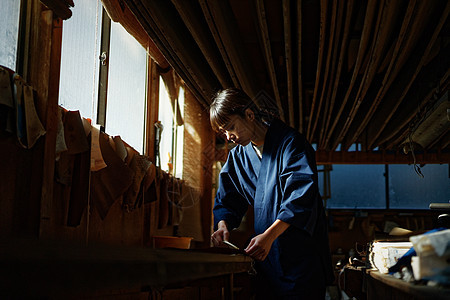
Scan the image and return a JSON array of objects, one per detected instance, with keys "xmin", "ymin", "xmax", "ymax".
[
  {"xmin": 58, "ymin": 1, "xmax": 148, "ymax": 153},
  {"xmin": 322, "ymin": 165, "xmax": 386, "ymax": 209},
  {"xmin": 389, "ymin": 164, "xmax": 450, "ymax": 209},
  {"xmin": 158, "ymin": 77, "xmax": 184, "ymax": 177},
  {"xmin": 319, "ymin": 163, "xmax": 449, "ymax": 209},
  {"xmin": 105, "ymin": 21, "xmax": 147, "ymax": 152},
  {"xmin": 0, "ymin": 0, "xmax": 21, "ymax": 70},
  {"xmin": 58, "ymin": 0, "xmax": 102, "ymax": 121}
]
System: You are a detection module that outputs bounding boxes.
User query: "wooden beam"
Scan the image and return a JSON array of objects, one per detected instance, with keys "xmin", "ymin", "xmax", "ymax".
[
  {"xmin": 215, "ymin": 147, "xmax": 450, "ymax": 164},
  {"xmin": 325, "ymin": 0, "xmax": 378, "ymax": 150},
  {"xmin": 283, "ymin": 0, "xmax": 294, "ymax": 128},
  {"xmin": 306, "ymin": 0, "xmax": 327, "ymax": 141},
  {"xmin": 203, "ymin": 0, "xmax": 260, "ymax": 99},
  {"xmin": 316, "ymin": 0, "xmax": 343, "ymax": 149},
  {"xmin": 368, "ymin": 0, "xmax": 450, "ymax": 148},
  {"xmin": 320, "ymin": 0, "xmax": 354, "ymax": 149},
  {"xmin": 315, "ymin": 150, "xmax": 450, "ymax": 165},
  {"xmin": 255, "ymin": 0, "xmax": 285, "ymax": 119},
  {"xmin": 172, "ymin": 0, "xmax": 233, "ymax": 88},
  {"xmin": 25, "ymin": 6, "xmax": 63, "ymax": 238},
  {"xmin": 344, "ymin": 0, "xmax": 404, "ymax": 149},
  {"xmin": 127, "ymin": 0, "xmax": 218, "ymax": 108},
  {"xmin": 199, "ymin": 0, "xmax": 240, "ymax": 89},
  {"xmin": 297, "ymin": 0, "xmax": 303, "ymax": 132}
]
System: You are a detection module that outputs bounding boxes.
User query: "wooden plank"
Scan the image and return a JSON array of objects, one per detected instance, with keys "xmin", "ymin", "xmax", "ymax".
[
  {"xmin": 204, "ymin": 0, "xmax": 259, "ymax": 99},
  {"xmin": 283, "ymin": 0, "xmax": 294, "ymax": 127},
  {"xmin": 127, "ymin": 0, "xmax": 216, "ymax": 108},
  {"xmin": 29, "ymin": 8, "xmax": 62, "ymax": 239},
  {"xmin": 297, "ymin": 0, "xmax": 303, "ymax": 132},
  {"xmin": 315, "ymin": 150, "xmax": 450, "ymax": 165},
  {"xmin": 171, "ymin": 0, "xmax": 233, "ymax": 88},
  {"xmin": 345, "ymin": 0, "xmax": 404, "ymax": 148},
  {"xmin": 320, "ymin": 0, "xmax": 354, "ymax": 149},
  {"xmin": 325, "ymin": 0, "xmax": 378, "ymax": 150},
  {"xmin": 199, "ymin": 0, "xmax": 240, "ymax": 88},
  {"xmin": 314, "ymin": 0, "xmax": 342, "ymax": 148},
  {"xmin": 255, "ymin": 0, "xmax": 284, "ymax": 120},
  {"xmin": 332, "ymin": 0, "xmax": 385, "ymax": 150},
  {"xmin": 306, "ymin": 0, "xmax": 327, "ymax": 141},
  {"xmin": 368, "ymin": 0, "xmax": 450, "ymax": 148}
]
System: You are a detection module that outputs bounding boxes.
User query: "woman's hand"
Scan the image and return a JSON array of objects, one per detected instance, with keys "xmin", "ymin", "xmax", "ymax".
[
  {"xmin": 244, "ymin": 232, "xmax": 275, "ymax": 261},
  {"xmin": 245, "ymin": 219, "xmax": 290, "ymax": 261},
  {"xmin": 211, "ymin": 220, "xmax": 230, "ymax": 246}
]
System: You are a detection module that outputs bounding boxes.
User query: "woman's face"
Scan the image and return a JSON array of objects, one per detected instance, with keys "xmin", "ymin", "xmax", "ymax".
[{"xmin": 219, "ymin": 109, "xmax": 255, "ymax": 146}]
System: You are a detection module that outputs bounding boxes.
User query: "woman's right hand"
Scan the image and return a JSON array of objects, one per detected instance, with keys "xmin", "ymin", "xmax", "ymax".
[{"xmin": 211, "ymin": 220, "xmax": 230, "ymax": 246}]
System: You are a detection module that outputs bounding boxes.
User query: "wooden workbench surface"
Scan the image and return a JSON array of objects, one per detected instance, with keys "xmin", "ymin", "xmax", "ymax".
[
  {"xmin": 0, "ymin": 239, "xmax": 253, "ymax": 298},
  {"xmin": 368, "ymin": 270, "xmax": 450, "ymax": 300}
]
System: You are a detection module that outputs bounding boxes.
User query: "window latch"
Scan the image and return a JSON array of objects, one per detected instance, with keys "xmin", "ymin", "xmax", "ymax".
[{"xmin": 99, "ymin": 52, "xmax": 108, "ymax": 66}]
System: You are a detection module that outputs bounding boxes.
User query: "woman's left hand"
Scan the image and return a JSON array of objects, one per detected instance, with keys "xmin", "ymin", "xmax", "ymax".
[
  {"xmin": 244, "ymin": 232, "xmax": 274, "ymax": 261},
  {"xmin": 244, "ymin": 219, "xmax": 290, "ymax": 261}
]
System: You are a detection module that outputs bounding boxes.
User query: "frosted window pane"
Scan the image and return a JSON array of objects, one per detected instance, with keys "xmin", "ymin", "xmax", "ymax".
[
  {"xmin": 0, "ymin": 0, "xmax": 20, "ymax": 70},
  {"xmin": 158, "ymin": 77, "xmax": 173, "ymax": 172},
  {"xmin": 58, "ymin": 0, "xmax": 102, "ymax": 121},
  {"xmin": 328, "ymin": 165, "xmax": 386, "ymax": 209},
  {"xmin": 389, "ymin": 164, "xmax": 450, "ymax": 209},
  {"xmin": 105, "ymin": 22, "xmax": 147, "ymax": 153}
]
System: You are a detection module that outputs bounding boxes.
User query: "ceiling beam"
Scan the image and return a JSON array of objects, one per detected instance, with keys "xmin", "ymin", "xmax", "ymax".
[
  {"xmin": 306, "ymin": 0, "xmax": 328, "ymax": 141},
  {"xmin": 368, "ymin": 0, "xmax": 450, "ymax": 148},
  {"xmin": 283, "ymin": 0, "xmax": 295, "ymax": 128},
  {"xmin": 201, "ymin": 0, "xmax": 259, "ymax": 99},
  {"xmin": 127, "ymin": 0, "xmax": 219, "ymax": 107},
  {"xmin": 255, "ymin": 0, "xmax": 285, "ymax": 121},
  {"xmin": 171, "ymin": 0, "xmax": 233, "ymax": 89},
  {"xmin": 315, "ymin": 150, "xmax": 450, "ymax": 165},
  {"xmin": 297, "ymin": 0, "xmax": 304, "ymax": 132},
  {"xmin": 326, "ymin": 0, "xmax": 377, "ymax": 150},
  {"xmin": 317, "ymin": 0, "xmax": 345, "ymax": 149},
  {"xmin": 320, "ymin": 0, "xmax": 354, "ymax": 149},
  {"xmin": 344, "ymin": 0, "xmax": 403, "ymax": 149}
]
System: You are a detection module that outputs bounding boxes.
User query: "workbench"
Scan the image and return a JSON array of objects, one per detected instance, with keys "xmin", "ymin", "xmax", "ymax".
[
  {"xmin": 366, "ymin": 270, "xmax": 450, "ymax": 300},
  {"xmin": 0, "ymin": 239, "xmax": 253, "ymax": 299}
]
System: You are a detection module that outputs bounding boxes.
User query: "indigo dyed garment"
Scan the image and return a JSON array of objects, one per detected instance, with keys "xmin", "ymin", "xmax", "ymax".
[{"xmin": 214, "ymin": 119, "xmax": 333, "ymax": 297}]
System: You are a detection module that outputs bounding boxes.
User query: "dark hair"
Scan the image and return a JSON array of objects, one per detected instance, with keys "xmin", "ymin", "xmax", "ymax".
[{"xmin": 209, "ymin": 88, "xmax": 260, "ymax": 132}]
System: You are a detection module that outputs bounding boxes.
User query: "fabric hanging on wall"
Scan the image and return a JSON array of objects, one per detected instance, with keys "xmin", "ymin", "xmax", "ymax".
[
  {"xmin": 0, "ymin": 66, "xmax": 14, "ymax": 133},
  {"xmin": 63, "ymin": 110, "xmax": 89, "ymax": 154},
  {"xmin": 123, "ymin": 154, "xmax": 152, "ymax": 212},
  {"xmin": 67, "ymin": 147, "xmax": 90, "ymax": 227},
  {"xmin": 6, "ymin": 74, "xmax": 46, "ymax": 149},
  {"xmin": 23, "ymin": 85, "xmax": 46, "ymax": 148},
  {"xmin": 13, "ymin": 75, "xmax": 26, "ymax": 147},
  {"xmin": 158, "ymin": 171, "xmax": 170, "ymax": 228},
  {"xmin": 112, "ymin": 135, "xmax": 127, "ymax": 161},
  {"xmin": 90, "ymin": 125, "xmax": 107, "ymax": 171},
  {"xmin": 90, "ymin": 131, "xmax": 134, "ymax": 219},
  {"xmin": 55, "ymin": 107, "xmax": 68, "ymax": 158},
  {"xmin": 141, "ymin": 163, "xmax": 157, "ymax": 204},
  {"xmin": 55, "ymin": 109, "xmax": 89, "ymax": 185}
]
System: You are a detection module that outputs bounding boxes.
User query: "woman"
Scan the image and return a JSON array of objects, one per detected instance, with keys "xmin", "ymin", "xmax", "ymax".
[{"xmin": 210, "ymin": 88, "xmax": 333, "ymax": 299}]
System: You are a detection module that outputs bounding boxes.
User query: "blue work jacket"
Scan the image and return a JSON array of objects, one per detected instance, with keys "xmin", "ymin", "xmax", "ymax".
[{"xmin": 214, "ymin": 119, "xmax": 333, "ymax": 296}]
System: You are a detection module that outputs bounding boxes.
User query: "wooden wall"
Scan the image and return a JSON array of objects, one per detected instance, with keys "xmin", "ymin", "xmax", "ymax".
[{"xmin": 0, "ymin": 2, "xmax": 215, "ymax": 251}]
